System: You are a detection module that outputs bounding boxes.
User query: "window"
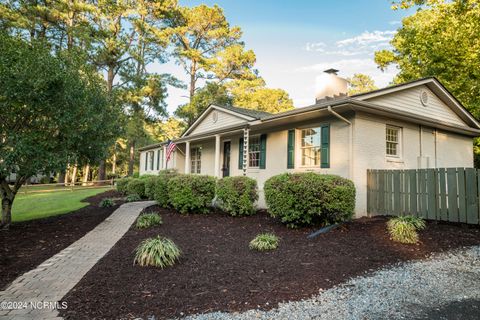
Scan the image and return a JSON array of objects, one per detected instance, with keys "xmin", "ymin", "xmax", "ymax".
[
  {"xmin": 301, "ymin": 127, "xmax": 321, "ymax": 166},
  {"xmin": 149, "ymin": 151, "xmax": 154, "ymax": 170},
  {"xmin": 386, "ymin": 126, "xmax": 401, "ymax": 157},
  {"xmin": 191, "ymin": 146, "xmax": 202, "ymax": 174},
  {"xmin": 248, "ymin": 136, "xmax": 260, "ymax": 168}
]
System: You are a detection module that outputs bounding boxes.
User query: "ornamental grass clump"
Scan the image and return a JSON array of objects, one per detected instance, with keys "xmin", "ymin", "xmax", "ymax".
[
  {"xmin": 136, "ymin": 212, "xmax": 162, "ymax": 229},
  {"xmin": 249, "ymin": 233, "xmax": 280, "ymax": 251},
  {"xmin": 387, "ymin": 215, "xmax": 426, "ymax": 244},
  {"xmin": 134, "ymin": 236, "xmax": 180, "ymax": 268},
  {"xmin": 99, "ymin": 198, "xmax": 115, "ymax": 208}
]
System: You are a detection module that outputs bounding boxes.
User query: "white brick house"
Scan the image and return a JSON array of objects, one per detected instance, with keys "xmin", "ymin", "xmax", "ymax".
[{"xmin": 139, "ymin": 74, "xmax": 480, "ymax": 217}]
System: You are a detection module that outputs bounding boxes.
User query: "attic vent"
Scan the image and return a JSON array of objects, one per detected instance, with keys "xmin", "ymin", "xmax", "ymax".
[
  {"xmin": 420, "ymin": 90, "xmax": 429, "ymax": 106},
  {"xmin": 212, "ymin": 110, "xmax": 218, "ymax": 123}
]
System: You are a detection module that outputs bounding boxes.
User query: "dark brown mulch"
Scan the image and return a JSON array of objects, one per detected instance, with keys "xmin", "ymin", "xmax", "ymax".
[
  {"xmin": 61, "ymin": 206, "xmax": 480, "ymax": 320},
  {"xmin": 0, "ymin": 190, "xmax": 124, "ymax": 290}
]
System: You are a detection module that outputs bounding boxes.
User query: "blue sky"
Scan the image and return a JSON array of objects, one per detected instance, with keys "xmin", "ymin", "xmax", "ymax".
[{"xmin": 158, "ymin": 0, "xmax": 416, "ymax": 114}]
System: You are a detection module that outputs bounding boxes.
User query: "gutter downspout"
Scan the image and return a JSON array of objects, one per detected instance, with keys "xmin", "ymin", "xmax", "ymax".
[{"xmin": 327, "ymin": 106, "xmax": 353, "ymax": 180}]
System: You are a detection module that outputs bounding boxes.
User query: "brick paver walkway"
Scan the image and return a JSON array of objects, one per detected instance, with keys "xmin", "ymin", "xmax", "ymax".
[{"xmin": 0, "ymin": 201, "xmax": 156, "ymax": 320}]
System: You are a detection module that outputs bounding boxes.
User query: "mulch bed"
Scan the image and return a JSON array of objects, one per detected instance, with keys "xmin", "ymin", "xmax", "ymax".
[
  {"xmin": 0, "ymin": 190, "xmax": 124, "ymax": 290},
  {"xmin": 61, "ymin": 206, "xmax": 480, "ymax": 320}
]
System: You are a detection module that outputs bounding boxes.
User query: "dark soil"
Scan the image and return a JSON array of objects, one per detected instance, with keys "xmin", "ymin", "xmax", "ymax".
[
  {"xmin": 0, "ymin": 190, "xmax": 124, "ymax": 290},
  {"xmin": 61, "ymin": 207, "xmax": 480, "ymax": 320}
]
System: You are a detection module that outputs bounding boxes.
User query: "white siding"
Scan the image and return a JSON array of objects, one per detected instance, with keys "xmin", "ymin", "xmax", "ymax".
[
  {"xmin": 364, "ymin": 85, "xmax": 466, "ymax": 127},
  {"xmin": 189, "ymin": 109, "xmax": 248, "ymax": 136}
]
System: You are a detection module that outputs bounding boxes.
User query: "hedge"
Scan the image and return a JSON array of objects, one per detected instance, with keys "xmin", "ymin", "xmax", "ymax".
[
  {"xmin": 216, "ymin": 176, "xmax": 258, "ymax": 216},
  {"xmin": 126, "ymin": 179, "xmax": 146, "ymax": 198},
  {"xmin": 264, "ymin": 173, "xmax": 355, "ymax": 227},
  {"xmin": 116, "ymin": 177, "xmax": 132, "ymax": 195},
  {"xmin": 168, "ymin": 174, "xmax": 216, "ymax": 214},
  {"xmin": 144, "ymin": 176, "xmax": 160, "ymax": 200},
  {"xmin": 152, "ymin": 170, "xmax": 178, "ymax": 207}
]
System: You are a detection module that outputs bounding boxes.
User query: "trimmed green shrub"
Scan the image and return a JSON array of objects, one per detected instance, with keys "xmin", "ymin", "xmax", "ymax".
[
  {"xmin": 116, "ymin": 177, "xmax": 132, "ymax": 194},
  {"xmin": 264, "ymin": 173, "xmax": 356, "ymax": 228},
  {"xmin": 144, "ymin": 176, "xmax": 160, "ymax": 200},
  {"xmin": 387, "ymin": 215, "xmax": 426, "ymax": 244},
  {"xmin": 99, "ymin": 198, "xmax": 115, "ymax": 208},
  {"xmin": 249, "ymin": 233, "xmax": 279, "ymax": 251},
  {"xmin": 153, "ymin": 170, "xmax": 178, "ymax": 207},
  {"xmin": 134, "ymin": 236, "xmax": 181, "ymax": 268},
  {"xmin": 168, "ymin": 174, "xmax": 216, "ymax": 214},
  {"xmin": 126, "ymin": 178, "xmax": 146, "ymax": 198},
  {"xmin": 216, "ymin": 176, "xmax": 258, "ymax": 216},
  {"xmin": 136, "ymin": 213, "xmax": 162, "ymax": 229},
  {"xmin": 126, "ymin": 194, "xmax": 142, "ymax": 202}
]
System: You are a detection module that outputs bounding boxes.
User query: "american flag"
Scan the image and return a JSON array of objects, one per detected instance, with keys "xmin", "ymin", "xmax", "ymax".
[{"xmin": 165, "ymin": 140, "xmax": 176, "ymax": 163}]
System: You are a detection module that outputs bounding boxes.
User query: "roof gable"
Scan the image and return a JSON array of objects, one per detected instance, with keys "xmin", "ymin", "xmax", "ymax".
[
  {"xmin": 183, "ymin": 105, "xmax": 254, "ymax": 137},
  {"xmin": 354, "ymin": 78, "xmax": 480, "ymax": 129}
]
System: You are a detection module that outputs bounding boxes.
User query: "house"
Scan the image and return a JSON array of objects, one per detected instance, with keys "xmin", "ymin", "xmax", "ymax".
[{"xmin": 138, "ymin": 70, "xmax": 480, "ymax": 217}]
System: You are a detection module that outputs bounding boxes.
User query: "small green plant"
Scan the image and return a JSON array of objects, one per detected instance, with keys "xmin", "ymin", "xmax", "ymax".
[
  {"xmin": 136, "ymin": 213, "xmax": 162, "ymax": 229},
  {"xmin": 99, "ymin": 198, "xmax": 115, "ymax": 208},
  {"xmin": 249, "ymin": 233, "xmax": 280, "ymax": 251},
  {"xmin": 126, "ymin": 194, "xmax": 142, "ymax": 202},
  {"xmin": 134, "ymin": 236, "xmax": 181, "ymax": 268},
  {"xmin": 387, "ymin": 215, "xmax": 426, "ymax": 244}
]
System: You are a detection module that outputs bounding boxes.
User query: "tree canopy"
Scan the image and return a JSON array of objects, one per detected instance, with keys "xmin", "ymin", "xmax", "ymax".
[
  {"xmin": 347, "ymin": 74, "xmax": 378, "ymax": 95},
  {"xmin": 0, "ymin": 33, "xmax": 121, "ymax": 227}
]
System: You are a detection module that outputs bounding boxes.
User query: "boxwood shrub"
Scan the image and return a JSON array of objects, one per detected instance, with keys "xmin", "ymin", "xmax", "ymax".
[
  {"xmin": 126, "ymin": 178, "xmax": 146, "ymax": 198},
  {"xmin": 153, "ymin": 170, "xmax": 178, "ymax": 207},
  {"xmin": 216, "ymin": 176, "xmax": 258, "ymax": 216},
  {"xmin": 264, "ymin": 173, "xmax": 355, "ymax": 227},
  {"xmin": 144, "ymin": 176, "xmax": 160, "ymax": 200},
  {"xmin": 116, "ymin": 177, "xmax": 132, "ymax": 195},
  {"xmin": 168, "ymin": 174, "xmax": 216, "ymax": 214}
]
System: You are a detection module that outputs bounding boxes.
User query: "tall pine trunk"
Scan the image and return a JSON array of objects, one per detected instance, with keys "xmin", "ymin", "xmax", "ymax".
[
  {"xmin": 99, "ymin": 66, "xmax": 115, "ymax": 182},
  {"xmin": 128, "ymin": 140, "xmax": 135, "ymax": 176},
  {"xmin": 82, "ymin": 164, "xmax": 90, "ymax": 186},
  {"xmin": 70, "ymin": 164, "xmax": 78, "ymax": 186}
]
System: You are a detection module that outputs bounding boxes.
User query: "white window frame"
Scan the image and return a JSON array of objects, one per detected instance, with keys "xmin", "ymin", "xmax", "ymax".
[
  {"xmin": 148, "ymin": 151, "xmax": 154, "ymax": 170},
  {"xmin": 157, "ymin": 148, "xmax": 163, "ymax": 170},
  {"xmin": 299, "ymin": 127, "xmax": 321, "ymax": 168},
  {"xmin": 248, "ymin": 135, "xmax": 260, "ymax": 168},
  {"xmin": 190, "ymin": 146, "xmax": 202, "ymax": 174},
  {"xmin": 386, "ymin": 125, "xmax": 402, "ymax": 158}
]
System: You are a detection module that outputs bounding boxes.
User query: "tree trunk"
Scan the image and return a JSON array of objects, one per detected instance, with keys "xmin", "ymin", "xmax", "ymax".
[
  {"xmin": 128, "ymin": 140, "xmax": 135, "ymax": 176},
  {"xmin": 98, "ymin": 65, "xmax": 115, "ymax": 182},
  {"xmin": 64, "ymin": 166, "xmax": 70, "ymax": 186},
  {"xmin": 189, "ymin": 62, "xmax": 197, "ymax": 126},
  {"xmin": 71, "ymin": 164, "xmax": 78, "ymax": 186},
  {"xmin": 82, "ymin": 164, "xmax": 90, "ymax": 186},
  {"xmin": 112, "ymin": 153, "xmax": 116, "ymax": 175},
  {"xmin": 58, "ymin": 170, "xmax": 66, "ymax": 184},
  {"xmin": 1, "ymin": 197, "xmax": 13, "ymax": 229}
]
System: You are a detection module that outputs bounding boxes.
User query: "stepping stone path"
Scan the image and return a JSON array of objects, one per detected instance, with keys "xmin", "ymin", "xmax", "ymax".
[{"xmin": 0, "ymin": 201, "xmax": 156, "ymax": 320}]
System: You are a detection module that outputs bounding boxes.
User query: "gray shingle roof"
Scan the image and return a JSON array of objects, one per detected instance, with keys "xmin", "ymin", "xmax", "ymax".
[{"xmin": 216, "ymin": 105, "xmax": 272, "ymax": 119}]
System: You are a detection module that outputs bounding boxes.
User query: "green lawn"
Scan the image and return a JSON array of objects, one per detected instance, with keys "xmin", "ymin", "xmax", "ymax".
[{"xmin": 12, "ymin": 187, "xmax": 113, "ymax": 222}]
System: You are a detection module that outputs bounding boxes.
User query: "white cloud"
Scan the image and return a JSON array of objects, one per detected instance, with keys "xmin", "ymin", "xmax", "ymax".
[
  {"xmin": 295, "ymin": 58, "xmax": 398, "ymax": 88},
  {"xmin": 389, "ymin": 20, "xmax": 401, "ymax": 25},
  {"xmin": 305, "ymin": 42, "xmax": 327, "ymax": 52},
  {"xmin": 336, "ymin": 30, "xmax": 396, "ymax": 47}
]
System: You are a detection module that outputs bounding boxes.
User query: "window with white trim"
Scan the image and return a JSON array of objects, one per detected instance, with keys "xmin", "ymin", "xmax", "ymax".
[
  {"xmin": 248, "ymin": 136, "xmax": 260, "ymax": 168},
  {"xmin": 386, "ymin": 126, "xmax": 401, "ymax": 157},
  {"xmin": 148, "ymin": 151, "xmax": 154, "ymax": 170},
  {"xmin": 301, "ymin": 127, "xmax": 321, "ymax": 166},
  {"xmin": 157, "ymin": 149, "xmax": 163, "ymax": 170},
  {"xmin": 191, "ymin": 146, "xmax": 202, "ymax": 174}
]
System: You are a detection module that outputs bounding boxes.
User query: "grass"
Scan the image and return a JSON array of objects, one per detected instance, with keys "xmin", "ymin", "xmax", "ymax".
[
  {"xmin": 134, "ymin": 236, "xmax": 181, "ymax": 268},
  {"xmin": 249, "ymin": 233, "xmax": 280, "ymax": 251},
  {"xmin": 12, "ymin": 187, "xmax": 112, "ymax": 222}
]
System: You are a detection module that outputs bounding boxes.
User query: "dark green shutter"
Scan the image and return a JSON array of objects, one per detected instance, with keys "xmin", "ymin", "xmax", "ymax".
[
  {"xmin": 260, "ymin": 134, "xmax": 267, "ymax": 169},
  {"xmin": 321, "ymin": 125, "xmax": 330, "ymax": 168},
  {"xmin": 145, "ymin": 152, "xmax": 148, "ymax": 170},
  {"xmin": 287, "ymin": 130, "xmax": 295, "ymax": 169},
  {"xmin": 238, "ymin": 138, "xmax": 244, "ymax": 169}
]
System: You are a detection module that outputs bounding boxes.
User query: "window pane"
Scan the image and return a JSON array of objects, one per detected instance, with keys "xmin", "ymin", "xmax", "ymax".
[
  {"xmin": 190, "ymin": 147, "xmax": 202, "ymax": 174},
  {"xmin": 248, "ymin": 136, "xmax": 260, "ymax": 167},
  {"xmin": 386, "ymin": 127, "xmax": 399, "ymax": 156},
  {"xmin": 301, "ymin": 127, "xmax": 321, "ymax": 166}
]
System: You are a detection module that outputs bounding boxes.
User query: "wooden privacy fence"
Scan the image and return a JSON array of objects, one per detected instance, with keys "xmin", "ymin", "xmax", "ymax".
[{"xmin": 367, "ymin": 168, "xmax": 480, "ymax": 225}]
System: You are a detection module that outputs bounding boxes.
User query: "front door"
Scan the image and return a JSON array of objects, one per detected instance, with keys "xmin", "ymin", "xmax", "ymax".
[{"xmin": 222, "ymin": 141, "xmax": 231, "ymax": 177}]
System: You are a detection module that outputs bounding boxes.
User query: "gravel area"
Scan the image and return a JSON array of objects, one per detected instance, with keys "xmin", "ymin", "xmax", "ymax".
[{"xmin": 182, "ymin": 245, "xmax": 480, "ymax": 320}]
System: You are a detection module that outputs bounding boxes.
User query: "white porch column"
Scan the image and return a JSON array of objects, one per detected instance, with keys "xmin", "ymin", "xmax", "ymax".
[
  {"xmin": 185, "ymin": 141, "xmax": 191, "ymax": 174},
  {"xmin": 214, "ymin": 135, "xmax": 221, "ymax": 178},
  {"xmin": 162, "ymin": 145, "xmax": 167, "ymax": 170}
]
